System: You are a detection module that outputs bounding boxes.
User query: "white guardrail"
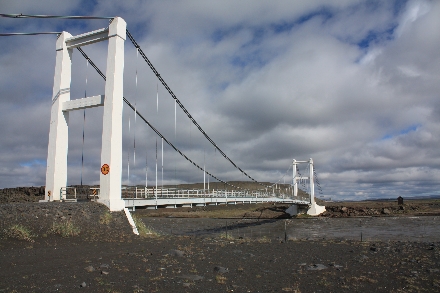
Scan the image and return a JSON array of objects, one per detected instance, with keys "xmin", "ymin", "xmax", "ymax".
[
  {"xmin": 121, "ymin": 187, "xmax": 309, "ymax": 201},
  {"xmin": 60, "ymin": 186, "xmax": 310, "ymax": 202}
]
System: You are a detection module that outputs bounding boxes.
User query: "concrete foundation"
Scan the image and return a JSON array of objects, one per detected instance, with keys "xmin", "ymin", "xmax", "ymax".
[{"xmin": 307, "ymin": 202, "xmax": 326, "ymax": 216}]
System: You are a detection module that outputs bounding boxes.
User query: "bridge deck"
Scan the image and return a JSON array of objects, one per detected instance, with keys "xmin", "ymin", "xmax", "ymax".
[
  {"xmin": 58, "ymin": 186, "xmax": 311, "ymax": 211},
  {"xmin": 123, "ymin": 196, "xmax": 310, "ymax": 210}
]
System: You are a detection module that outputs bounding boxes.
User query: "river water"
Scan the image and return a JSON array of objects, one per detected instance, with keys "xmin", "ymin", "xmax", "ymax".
[{"xmin": 141, "ymin": 216, "xmax": 440, "ymax": 242}]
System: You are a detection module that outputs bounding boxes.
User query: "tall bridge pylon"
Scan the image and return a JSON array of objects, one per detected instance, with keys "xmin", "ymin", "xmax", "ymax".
[
  {"xmin": 45, "ymin": 17, "xmax": 126, "ymax": 211},
  {"xmin": 291, "ymin": 158, "xmax": 326, "ymax": 216}
]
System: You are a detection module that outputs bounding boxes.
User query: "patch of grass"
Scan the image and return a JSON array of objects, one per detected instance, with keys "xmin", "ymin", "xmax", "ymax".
[
  {"xmin": 216, "ymin": 274, "xmax": 227, "ymax": 284},
  {"xmin": 354, "ymin": 276, "xmax": 378, "ymax": 284},
  {"xmin": 99, "ymin": 211, "xmax": 112, "ymax": 225},
  {"xmin": 219, "ymin": 232, "xmax": 235, "ymax": 240},
  {"xmin": 317, "ymin": 277, "xmax": 332, "ymax": 287},
  {"xmin": 94, "ymin": 277, "xmax": 107, "ymax": 286},
  {"xmin": 150, "ymin": 275, "xmax": 164, "ymax": 281},
  {"xmin": 132, "ymin": 215, "xmax": 160, "ymax": 237},
  {"xmin": 5, "ymin": 224, "xmax": 35, "ymax": 242},
  {"xmin": 257, "ymin": 236, "xmax": 272, "ymax": 243},
  {"xmin": 295, "ymin": 213, "xmax": 312, "ymax": 218},
  {"xmin": 49, "ymin": 220, "xmax": 80, "ymax": 237}
]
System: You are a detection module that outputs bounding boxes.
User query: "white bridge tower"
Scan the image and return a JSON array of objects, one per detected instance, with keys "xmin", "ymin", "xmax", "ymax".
[
  {"xmin": 44, "ymin": 17, "xmax": 126, "ymax": 211},
  {"xmin": 292, "ymin": 158, "xmax": 326, "ymax": 216}
]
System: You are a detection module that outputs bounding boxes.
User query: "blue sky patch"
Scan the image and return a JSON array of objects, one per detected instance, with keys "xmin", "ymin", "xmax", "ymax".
[
  {"xmin": 211, "ymin": 7, "xmax": 333, "ymax": 44},
  {"xmin": 230, "ymin": 48, "xmax": 267, "ymax": 69},
  {"xmin": 357, "ymin": 25, "xmax": 397, "ymax": 49},
  {"xmin": 382, "ymin": 124, "xmax": 419, "ymax": 140},
  {"xmin": 223, "ymin": 8, "xmax": 334, "ymax": 69},
  {"xmin": 20, "ymin": 159, "xmax": 46, "ymax": 167}
]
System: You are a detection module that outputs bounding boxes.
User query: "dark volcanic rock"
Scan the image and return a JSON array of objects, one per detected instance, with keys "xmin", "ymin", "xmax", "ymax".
[{"xmin": 0, "ymin": 186, "xmax": 45, "ymax": 203}]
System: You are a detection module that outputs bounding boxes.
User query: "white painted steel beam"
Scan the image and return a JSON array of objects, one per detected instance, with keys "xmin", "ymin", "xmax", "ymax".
[
  {"xmin": 98, "ymin": 17, "xmax": 126, "ymax": 211},
  {"xmin": 45, "ymin": 32, "xmax": 72, "ymax": 201},
  {"xmin": 123, "ymin": 197, "xmax": 310, "ymax": 208},
  {"xmin": 62, "ymin": 95, "xmax": 104, "ymax": 111},
  {"xmin": 65, "ymin": 27, "xmax": 109, "ymax": 49}
]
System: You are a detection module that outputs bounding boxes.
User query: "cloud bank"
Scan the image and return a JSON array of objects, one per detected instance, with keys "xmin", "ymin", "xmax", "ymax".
[{"xmin": 1, "ymin": 0, "xmax": 440, "ymax": 200}]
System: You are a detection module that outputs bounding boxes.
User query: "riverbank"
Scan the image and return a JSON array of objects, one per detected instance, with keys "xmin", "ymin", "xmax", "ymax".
[{"xmin": 1, "ymin": 201, "xmax": 440, "ymax": 292}]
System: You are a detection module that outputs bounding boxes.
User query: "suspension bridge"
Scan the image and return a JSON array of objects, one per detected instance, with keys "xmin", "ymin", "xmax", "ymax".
[{"xmin": 1, "ymin": 14, "xmax": 326, "ymax": 216}]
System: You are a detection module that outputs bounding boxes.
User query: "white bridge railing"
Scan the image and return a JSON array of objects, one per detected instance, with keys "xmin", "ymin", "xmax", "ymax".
[
  {"xmin": 121, "ymin": 187, "xmax": 310, "ymax": 202},
  {"xmin": 59, "ymin": 186, "xmax": 100, "ymax": 201},
  {"xmin": 58, "ymin": 186, "xmax": 310, "ymax": 203}
]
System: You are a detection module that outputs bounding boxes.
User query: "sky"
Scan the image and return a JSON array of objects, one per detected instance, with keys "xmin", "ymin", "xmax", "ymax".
[{"xmin": 1, "ymin": 0, "xmax": 440, "ymax": 200}]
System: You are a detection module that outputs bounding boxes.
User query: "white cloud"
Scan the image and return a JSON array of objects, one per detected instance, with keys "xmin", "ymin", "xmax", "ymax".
[
  {"xmin": 1, "ymin": 0, "xmax": 440, "ymax": 200},
  {"xmin": 396, "ymin": 0, "xmax": 431, "ymax": 37}
]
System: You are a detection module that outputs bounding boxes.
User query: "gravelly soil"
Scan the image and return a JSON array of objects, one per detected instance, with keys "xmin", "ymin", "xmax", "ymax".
[
  {"xmin": 139, "ymin": 216, "xmax": 440, "ymax": 242},
  {"xmin": 1, "ymin": 202, "xmax": 440, "ymax": 292},
  {"xmin": 0, "ymin": 202, "xmax": 132, "ymax": 242},
  {"xmin": 1, "ymin": 236, "xmax": 439, "ymax": 292}
]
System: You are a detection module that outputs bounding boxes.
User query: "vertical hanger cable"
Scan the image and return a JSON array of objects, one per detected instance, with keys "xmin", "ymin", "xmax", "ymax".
[
  {"xmin": 80, "ymin": 59, "xmax": 89, "ymax": 186},
  {"xmin": 134, "ymin": 48, "xmax": 138, "ymax": 169},
  {"xmin": 155, "ymin": 84, "xmax": 158, "ymax": 197}
]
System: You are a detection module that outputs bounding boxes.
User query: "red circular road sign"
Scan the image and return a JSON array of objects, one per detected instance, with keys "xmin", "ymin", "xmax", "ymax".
[{"xmin": 101, "ymin": 164, "xmax": 110, "ymax": 175}]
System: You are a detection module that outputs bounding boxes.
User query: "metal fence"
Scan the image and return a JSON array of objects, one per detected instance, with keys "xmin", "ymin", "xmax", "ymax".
[
  {"xmin": 59, "ymin": 186, "xmax": 310, "ymax": 203},
  {"xmin": 122, "ymin": 186, "xmax": 310, "ymax": 202}
]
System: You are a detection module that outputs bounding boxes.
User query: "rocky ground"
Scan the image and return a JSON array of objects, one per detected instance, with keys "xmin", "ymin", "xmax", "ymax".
[
  {"xmin": 1, "ymin": 191, "xmax": 440, "ymax": 292},
  {"xmin": 321, "ymin": 199, "xmax": 440, "ymax": 217},
  {"xmin": 0, "ymin": 202, "xmax": 132, "ymax": 242},
  {"xmin": 0, "ymin": 186, "xmax": 45, "ymax": 203},
  {"xmin": 137, "ymin": 198, "xmax": 440, "ymax": 219},
  {"xmin": 1, "ymin": 226, "xmax": 439, "ymax": 292}
]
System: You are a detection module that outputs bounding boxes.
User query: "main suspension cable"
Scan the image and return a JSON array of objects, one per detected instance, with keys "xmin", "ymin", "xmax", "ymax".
[
  {"xmin": 76, "ymin": 47, "xmax": 240, "ymax": 190},
  {"xmin": 125, "ymin": 30, "xmax": 268, "ymax": 188},
  {"xmin": 0, "ymin": 13, "xmax": 113, "ymax": 20},
  {"xmin": 0, "ymin": 32, "xmax": 62, "ymax": 36},
  {"xmin": 0, "ymin": 14, "xmax": 269, "ymax": 191},
  {"xmin": 0, "ymin": 14, "xmax": 268, "ymax": 188}
]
